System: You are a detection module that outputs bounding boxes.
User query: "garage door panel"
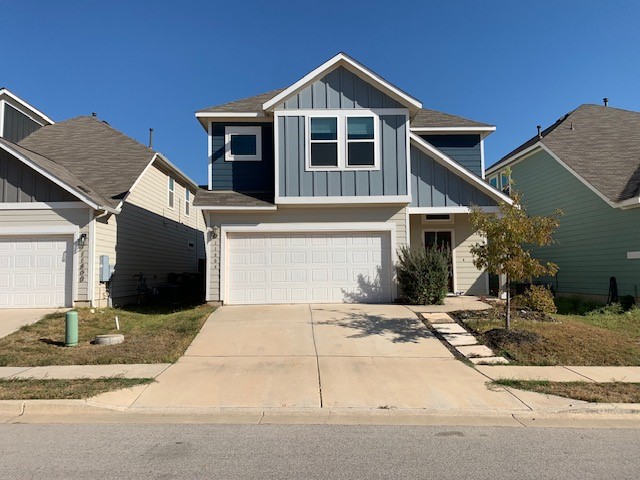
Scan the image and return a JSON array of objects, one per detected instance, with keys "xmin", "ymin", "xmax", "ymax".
[
  {"xmin": 227, "ymin": 231, "xmax": 392, "ymax": 305},
  {"xmin": 0, "ymin": 235, "xmax": 72, "ymax": 308}
]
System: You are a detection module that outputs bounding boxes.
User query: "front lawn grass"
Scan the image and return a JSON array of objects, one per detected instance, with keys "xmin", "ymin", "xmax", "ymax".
[
  {"xmin": 494, "ymin": 379, "xmax": 640, "ymax": 403},
  {"xmin": 0, "ymin": 377, "xmax": 153, "ymax": 400},
  {"xmin": 0, "ymin": 304, "xmax": 215, "ymax": 366},
  {"xmin": 457, "ymin": 307, "xmax": 640, "ymax": 366}
]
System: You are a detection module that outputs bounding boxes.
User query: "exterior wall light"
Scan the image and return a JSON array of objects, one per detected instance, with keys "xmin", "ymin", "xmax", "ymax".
[{"xmin": 78, "ymin": 233, "xmax": 87, "ymax": 248}]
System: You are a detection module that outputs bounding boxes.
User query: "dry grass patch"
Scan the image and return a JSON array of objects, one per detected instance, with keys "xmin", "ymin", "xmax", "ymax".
[
  {"xmin": 455, "ymin": 306, "xmax": 640, "ymax": 366},
  {"xmin": 0, "ymin": 377, "xmax": 153, "ymax": 400},
  {"xmin": 0, "ymin": 304, "xmax": 215, "ymax": 366},
  {"xmin": 494, "ymin": 379, "xmax": 640, "ymax": 403}
]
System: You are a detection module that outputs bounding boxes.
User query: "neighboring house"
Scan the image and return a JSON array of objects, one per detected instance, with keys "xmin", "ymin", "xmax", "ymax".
[
  {"xmin": 487, "ymin": 103, "xmax": 640, "ymax": 301},
  {"xmin": 194, "ymin": 53, "xmax": 511, "ymax": 305},
  {"xmin": 0, "ymin": 90, "xmax": 204, "ymax": 308}
]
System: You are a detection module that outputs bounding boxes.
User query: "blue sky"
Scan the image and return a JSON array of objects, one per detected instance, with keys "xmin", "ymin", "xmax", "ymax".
[{"xmin": 3, "ymin": 1, "xmax": 639, "ymax": 184}]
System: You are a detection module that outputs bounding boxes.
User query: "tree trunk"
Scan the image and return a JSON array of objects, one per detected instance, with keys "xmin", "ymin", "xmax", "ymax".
[{"xmin": 505, "ymin": 274, "xmax": 511, "ymax": 331}]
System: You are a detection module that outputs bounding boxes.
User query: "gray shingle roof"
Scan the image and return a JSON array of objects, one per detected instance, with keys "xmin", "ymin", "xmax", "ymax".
[
  {"xmin": 410, "ymin": 108, "xmax": 493, "ymax": 129},
  {"xmin": 19, "ymin": 116, "xmax": 156, "ymax": 208},
  {"xmin": 495, "ymin": 104, "xmax": 640, "ymax": 203},
  {"xmin": 0, "ymin": 137, "xmax": 113, "ymax": 207},
  {"xmin": 193, "ymin": 189, "xmax": 274, "ymax": 208},
  {"xmin": 197, "ymin": 89, "xmax": 285, "ymax": 114}
]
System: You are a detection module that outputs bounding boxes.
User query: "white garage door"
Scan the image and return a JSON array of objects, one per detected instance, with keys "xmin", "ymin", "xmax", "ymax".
[
  {"xmin": 226, "ymin": 231, "xmax": 392, "ymax": 304},
  {"xmin": 0, "ymin": 235, "xmax": 73, "ymax": 308}
]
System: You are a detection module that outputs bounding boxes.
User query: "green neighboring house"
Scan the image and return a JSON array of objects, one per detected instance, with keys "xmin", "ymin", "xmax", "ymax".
[{"xmin": 487, "ymin": 103, "xmax": 640, "ymax": 302}]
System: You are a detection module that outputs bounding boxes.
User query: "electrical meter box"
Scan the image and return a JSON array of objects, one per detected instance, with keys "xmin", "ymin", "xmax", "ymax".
[{"xmin": 99, "ymin": 255, "xmax": 112, "ymax": 282}]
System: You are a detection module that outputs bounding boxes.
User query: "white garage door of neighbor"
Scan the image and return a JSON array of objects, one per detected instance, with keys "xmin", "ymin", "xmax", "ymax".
[
  {"xmin": 0, "ymin": 235, "xmax": 73, "ymax": 308},
  {"xmin": 226, "ymin": 232, "xmax": 392, "ymax": 304}
]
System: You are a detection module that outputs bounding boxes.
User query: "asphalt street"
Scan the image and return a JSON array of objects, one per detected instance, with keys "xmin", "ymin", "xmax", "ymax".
[{"xmin": 1, "ymin": 424, "xmax": 638, "ymax": 479}]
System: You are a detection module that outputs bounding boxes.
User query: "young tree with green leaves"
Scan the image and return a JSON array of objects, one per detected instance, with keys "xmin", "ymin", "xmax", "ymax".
[{"xmin": 469, "ymin": 177, "xmax": 561, "ymax": 330}]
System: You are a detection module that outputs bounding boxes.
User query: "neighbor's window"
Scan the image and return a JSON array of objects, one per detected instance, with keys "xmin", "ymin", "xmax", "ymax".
[
  {"xmin": 168, "ymin": 177, "xmax": 175, "ymax": 209},
  {"xmin": 346, "ymin": 117, "xmax": 375, "ymax": 167},
  {"xmin": 225, "ymin": 126, "xmax": 262, "ymax": 161},
  {"xmin": 309, "ymin": 117, "xmax": 338, "ymax": 167},
  {"xmin": 500, "ymin": 172, "xmax": 510, "ymax": 194},
  {"xmin": 185, "ymin": 189, "xmax": 191, "ymax": 216},
  {"xmin": 489, "ymin": 176, "xmax": 498, "ymax": 188}
]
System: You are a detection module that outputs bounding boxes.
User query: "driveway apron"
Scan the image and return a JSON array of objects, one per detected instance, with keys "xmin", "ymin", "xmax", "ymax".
[{"xmin": 132, "ymin": 304, "xmax": 526, "ymax": 411}]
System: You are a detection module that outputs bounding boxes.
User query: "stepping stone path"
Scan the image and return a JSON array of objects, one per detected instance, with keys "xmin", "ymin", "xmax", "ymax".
[{"xmin": 422, "ymin": 313, "xmax": 509, "ymax": 365}]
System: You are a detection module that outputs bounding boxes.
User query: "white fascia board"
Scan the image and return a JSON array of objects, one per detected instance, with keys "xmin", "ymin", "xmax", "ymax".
[
  {"xmin": 155, "ymin": 152, "xmax": 199, "ymax": 191},
  {"xmin": 409, "ymin": 133, "xmax": 513, "ymax": 205},
  {"xmin": 0, "ymin": 88, "xmax": 54, "ymax": 125},
  {"xmin": 407, "ymin": 206, "xmax": 500, "ymax": 214},
  {"xmin": 274, "ymin": 195, "xmax": 411, "ymax": 205},
  {"xmin": 486, "ymin": 142, "xmax": 543, "ymax": 176},
  {"xmin": 618, "ymin": 197, "xmax": 640, "ymax": 209},
  {"xmin": 195, "ymin": 205, "xmax": 278, "ymax": 211},
  {"xmin": 195, "ymin": 112, "xmax": 266, "ymax": 118},
  {"xmin": 262, "ymin": 53, "xmax": 422, "ymax": 113},
  {"xmin": 0, "ymin": 141, "xmax": 104, "ymax": 211},
  {"xmin": 410, "ymin": 126, "xmax": 496, "ymax": 133}
]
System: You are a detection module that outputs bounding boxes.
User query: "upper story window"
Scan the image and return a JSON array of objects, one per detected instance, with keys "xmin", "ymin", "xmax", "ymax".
[
  {"xmin": 185, "ymin": 189, "xmax": 191, "ymax": 216},
  {"xmin": 306, "ymin": 112, "xmax": 380, "ymax": 171},
  {"xmin": 489, "ymin": 176, "xmax": 498, "ymax": 189},
  {"xmin": 168, "ymin": 177, "xmax": 175, "ymax": 209},
  {"xmin": 489, "ymin": 172, "xmax": 510, "ymax": 194},
  {"xmin": 225, "ymin": 126, "xmax": 262, "ymax": 161}
]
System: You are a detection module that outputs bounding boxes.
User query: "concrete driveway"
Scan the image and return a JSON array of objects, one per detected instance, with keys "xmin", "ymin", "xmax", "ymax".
[
  {"xmin": 131, "ymin": 304, "xmax": 526, "ymax": 411},
  {"xmin": 0, "ymin": 309, "xmax": 62, "ymax": 339}
]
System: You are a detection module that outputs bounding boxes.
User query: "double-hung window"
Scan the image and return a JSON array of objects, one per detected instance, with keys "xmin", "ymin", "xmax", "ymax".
[
  {"xmin": 307, "ymin": 113, "xmax": 379, "ymax": 170},
  {"xmin": 225, "ymin": 126, "xmax": 262, "ymax": 161},
  {"xmin": 168, "ymin": 177, "xmax": 175, "ymax": 209}
]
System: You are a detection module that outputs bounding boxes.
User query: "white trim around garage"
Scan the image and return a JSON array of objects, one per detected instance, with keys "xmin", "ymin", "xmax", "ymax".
[
  {"xmin": 0, "ymin": 201, "xmax": 87, "ymax": 210},
  {"xmin": 219, "ymin": 222, "xmax": 397, "ymax": 304},
  {"xmin": 88, "ymin": 210, "xmax": 96, "ymax": 307},
  {"xmin": 0, "ymin": 225, "xmax": 80, "ymax": 306}
]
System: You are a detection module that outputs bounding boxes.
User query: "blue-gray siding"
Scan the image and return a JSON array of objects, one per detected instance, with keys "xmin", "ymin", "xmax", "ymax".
[
  {"xmin": 210, "ymin": 123, "xmax": 274, "ymax": 192},
  {"xmin": 420, "ymin": 134, "xmax": 482, "ymax": 177},
  {"xmin": 410, "ymin": 145, "xmax": 496, "ymax": 207},
  {"xmin": 281, "ymin": 66, "xmax": 403, "ymax": 110},
  {"xmin": 3, "ymin": 104, "xmax": 42, "ymax": 143},
  {"xmin": 0, "ymin": 148, "xmax": 76, "ymax": 202},
  {"xmin": 278, "ymin": 115, "xmax": 407, "ymax": 197}
]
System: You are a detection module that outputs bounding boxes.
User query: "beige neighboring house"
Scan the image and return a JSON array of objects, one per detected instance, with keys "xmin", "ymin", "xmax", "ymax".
[{"xmin": 0, "ymin": 89, "xmax": 204, "ymax": 308}]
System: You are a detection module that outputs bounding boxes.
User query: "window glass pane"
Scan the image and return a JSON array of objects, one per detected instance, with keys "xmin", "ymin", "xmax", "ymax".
[
  {"xmin": 169, "ymin": 191, "xmax": 174, "ymax": 208},
  {"xmin": 230, "ymin": 135, "xmax": 257, "ymax": 156},
  {"xmin": 311, "ymin": 117, "xmax": 337, "ymax": 140},
  {"xmin": 425, "ymin": 214, "xmax": 451, "ymax": 221},
  {"xmin": 311, "ymin": 143, "xmax": 338, "ymax": 167},
  {"xmin": 347, "ymin": 142, "xmax": 374, "ymax": 166},
  {"xmin": 501, "ymin": 173, "xmax": 509, "ymax": 188},
  {"xmin": 347, "ymin": 117, "xmax": 374, "ymax": 140},
  {"xmin": 169, "ymin": 177, "xmax": 174, "ymax": 190},
  {"xmin": 489, "ymin": 177, "xmax": 498, "ymax": 188},
  {"xmin": 185, "ymin": 202, "xmax": 190, "ymax": 216}
]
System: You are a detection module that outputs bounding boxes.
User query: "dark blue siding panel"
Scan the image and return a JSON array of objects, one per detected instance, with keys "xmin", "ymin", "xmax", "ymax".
[
  {"xmin": 3, "ymin": 104, "xmax": 42, "ymax": 143},
  {"xmin": 210, "ymin": 123, "xmax": 275, "ymax": 193},
  {"xmin": 420, "ymin": 134, "xmax": 482, "ymax": 177},
  {"xmin": 410, "ymin": 145, "xmax": 497, "ymax": 207}
]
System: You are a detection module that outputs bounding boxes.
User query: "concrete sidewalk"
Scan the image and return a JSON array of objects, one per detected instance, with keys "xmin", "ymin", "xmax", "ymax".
[{"xmin": 0, "ymin": 364, "xmax": 170, "ymax": 380}]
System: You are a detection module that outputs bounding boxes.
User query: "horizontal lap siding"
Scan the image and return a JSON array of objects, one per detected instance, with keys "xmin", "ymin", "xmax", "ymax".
[
  {"xmin": 512, "ymin": 150, "xmax": 640, "ymax": 297},
  {"xmin": 207, "ymin": 205, "xmax": 407, "ymax": 302},
  {"xmin": 210, "ymin": 123, "xmax": 274, "ymax": 192},
  {"xmin": 420, "ymin": 134, "xmax": 482, "ymax": 177},
  {"xmin": 279, "ymin": 115, "xmax": 407, "ymax": 197},
  {"xmin": 104, "ymin": 164, "xmax": 205, "ymax": 304},
  {"xmin": 0, "ymin": 207, "xmax": 91, "ymax": 301},
  {"xmin": 410, "ymin": 145, "xmax": 497, "ymax": 207}
]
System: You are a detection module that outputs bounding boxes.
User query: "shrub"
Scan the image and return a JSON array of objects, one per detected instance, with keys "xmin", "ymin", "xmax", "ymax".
[
  {"xmin": 554, "ymin": 296, "xmax": 603, "ymax": 315},
  {"xmin": 396, "ymin": 245, "xmax": 451, "ymax": 305},
  {"xmin": 512, "ymin": 285, "xmax": 557, "ymax": 314}
]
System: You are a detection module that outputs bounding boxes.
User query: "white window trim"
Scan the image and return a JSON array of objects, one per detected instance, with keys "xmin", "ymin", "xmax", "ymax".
[
  {"xmin": 185, "ymin": 189, "xmax": 191, "ymax": 217},
  {"xmin": 421, "ymin": 228, "xmax": 457, "ymax": 293},
  {"xmin": 167, "ymin": 176, "xmax": 175, "ymax": 210},
  {"xmin": 423, "ymin": 214, "xmax": 454, "ymax": 224},
  {"xmin": 224, "ymin": 125, "xmax": 262, "ymax": 162},
  {"xmin": 305, "ymin": 110, "xmax": 381, "ymax": 172}
]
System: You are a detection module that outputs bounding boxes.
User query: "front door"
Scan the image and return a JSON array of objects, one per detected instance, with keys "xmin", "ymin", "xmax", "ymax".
[{"xmin": 424, "ymin": 231, "xmax": 454, "ymax": 293}]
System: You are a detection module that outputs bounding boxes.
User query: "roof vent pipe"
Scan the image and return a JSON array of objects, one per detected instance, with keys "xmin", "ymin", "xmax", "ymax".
[
  {"xmin": 92, "ymin": 112, "xmax": 97, "ymax": 117},
  {"xmin": 603, "ymin": 97, "xmax": 609, "ymax": 107},
  {"xmin": 537, "ymin": 125, "xmax": 542, "ymax": 139},
  {"xmin": 148, "ymin": 128, "xmax": 154, "ymax": 149}
]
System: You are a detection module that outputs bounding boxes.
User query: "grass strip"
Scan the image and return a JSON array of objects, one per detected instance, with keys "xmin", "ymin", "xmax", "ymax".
[
  {"xmin": 0, "ymin": 377, "xmax": 153, "ymax": 400},
  {"xmin": 494, "ymin": 379, "xmax": 640, "ymax": 403}
]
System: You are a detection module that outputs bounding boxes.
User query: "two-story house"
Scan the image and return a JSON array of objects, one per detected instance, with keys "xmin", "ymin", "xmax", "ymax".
[
  {"xmin": 194, "ymin": 53, "xmax": 511, "ymax": 305},
  {"xmin": 1, "ymin": 89, "xmax": 205, "ymax": 308}
]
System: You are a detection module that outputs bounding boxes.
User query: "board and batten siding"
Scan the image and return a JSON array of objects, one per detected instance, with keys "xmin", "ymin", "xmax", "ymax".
[
  {"xmin": 210, "ymin": 123, "xmax": 274, "ymax": 192},
  {"xmin": 410, "ymin": 145, "xmax": 497, "ymax": 208},
  {"xmin": 280, "ymin": 66, "xmax": 403, "ymax": 110},
  {"xmin": 97, "ymin": 162, "xmax": 205, "ymax": 304},
  {"xmin": 2, "ymin": 103, "xmax": 43, "ymax": 143},
  {"xmin": 420, "ymin": 134, "xmax": 482, "ymax": 178},
  {"xmin": 0, "ymin": 149, "xmax": 76, "ymax": 203},
  {"xmin": 206, "ymin": 205, "xmax": 407, "ymax": 302},
  {"xmin": 511, "ymin": 149, "xmax": 640, "ymax": 299},
  {"xmin": 277, "ymin": 115, "xmax": 407, "ymax": 197},
  {"xmin": 0, "ymin": 207, "xmax": 91, "ymax": 302},
  {"xmin": 409, "ymin": 214, "xmax": 487, "ymax": 295}
]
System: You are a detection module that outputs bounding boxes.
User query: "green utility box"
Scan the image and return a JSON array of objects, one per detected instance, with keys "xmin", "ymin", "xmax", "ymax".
[{"xmin": 65, "ymin": 311, "xmax": 78, "ymax": 347}]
